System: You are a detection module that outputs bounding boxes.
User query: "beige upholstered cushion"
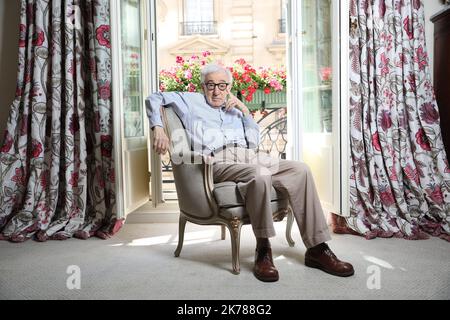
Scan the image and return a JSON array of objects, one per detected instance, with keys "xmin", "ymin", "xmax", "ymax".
[
  {"xmin": 213, "ymin": 181, "xmax": 285, "ymax": 208},
  {"xmin": 218, "ymin": 199, "xmax": 289, "ymax": 220}
]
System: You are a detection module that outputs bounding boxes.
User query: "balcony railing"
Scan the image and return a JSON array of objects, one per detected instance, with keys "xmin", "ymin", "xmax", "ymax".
[
  {"xmin": 279, "ymin": 19, "xmax": 286, "ymax": 33},
  {"xmin": 180, "ymin": 21, "xmax": 217, "ymax": 36}
]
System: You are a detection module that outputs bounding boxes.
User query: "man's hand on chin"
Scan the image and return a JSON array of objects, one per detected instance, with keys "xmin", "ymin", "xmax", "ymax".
[
  {"xmin": 224, "ymin": 93, "xmax": 250, "ymax": 117},
  {"xmin": 152, "ymin": 126, "xmax": 170, "ymax": 155}
]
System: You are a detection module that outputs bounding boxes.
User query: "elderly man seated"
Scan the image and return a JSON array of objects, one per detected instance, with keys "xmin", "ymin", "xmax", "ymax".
[{"xmin": 146, "ymin": 63, "xmax": 354, "ymax": 282}]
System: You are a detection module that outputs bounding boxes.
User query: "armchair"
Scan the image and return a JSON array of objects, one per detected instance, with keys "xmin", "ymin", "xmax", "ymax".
[{"xmin": 160, "ymin": 106, "xmax": 295, "ymax": 274}]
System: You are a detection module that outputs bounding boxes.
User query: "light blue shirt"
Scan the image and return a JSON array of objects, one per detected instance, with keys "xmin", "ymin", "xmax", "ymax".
[{"xmin": 145, "ymin": 92, "xmax": 260, "ymax": 154}]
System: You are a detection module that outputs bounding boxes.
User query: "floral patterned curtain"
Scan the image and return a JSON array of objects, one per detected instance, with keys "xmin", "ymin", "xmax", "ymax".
[
  {"xmin": 0, "ymin": 0, "xmax": 123, "ymax": 242},
  {"xmin": 342, "ymin": 0, "xmax": 450, "ymax": 241}
]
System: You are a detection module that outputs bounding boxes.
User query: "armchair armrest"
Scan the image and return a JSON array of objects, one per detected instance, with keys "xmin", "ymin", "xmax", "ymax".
[
  {"xmin": 171, "ymin": 150, "xmax": 219, "ymax": 219},
  {"xmin": 160, "ymin": 106, "xmax": 219, "ymax": 219}
]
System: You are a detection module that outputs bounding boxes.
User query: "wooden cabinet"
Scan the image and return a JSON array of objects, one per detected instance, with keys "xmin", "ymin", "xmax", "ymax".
[{"xmin": 432, "ymin": 6, "xmax": 450, "ymax": 157}]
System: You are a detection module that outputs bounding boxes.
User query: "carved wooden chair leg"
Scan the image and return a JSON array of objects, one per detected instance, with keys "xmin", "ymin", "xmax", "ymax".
[
  {"xmin": 286, "ymin": 210, "xmax": 295, "ymax": 247},
  {"xmin": 174, "ymin": 215, "xmax": 187, "ymax": 257},
  {"xmin": 228, "ymin": 217, "xmax": 243, "ymax": 275},
  {"xmin": 221, "ymin": 225, "xmax": 226, "ymax": 240}
]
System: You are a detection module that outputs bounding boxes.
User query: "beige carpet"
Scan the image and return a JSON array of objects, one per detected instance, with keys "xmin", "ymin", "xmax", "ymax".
[{"xmin": 0, "ymin": 221, "xmax": 449, "ymax": 300}]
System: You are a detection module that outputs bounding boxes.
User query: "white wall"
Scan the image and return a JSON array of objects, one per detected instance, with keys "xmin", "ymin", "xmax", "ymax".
[
  {"xmin": 0, "ymin": 0, "xmax": 20, "ymax": 135},
  {"xmin": 424, "ymin": 0, "xmax": 447, "ymax": 83}
]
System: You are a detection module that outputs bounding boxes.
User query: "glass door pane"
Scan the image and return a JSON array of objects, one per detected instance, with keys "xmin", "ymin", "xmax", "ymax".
[
  {"xmin": 301, "ymin": 0, "xmax": 332, "ymax": 134},
  {"xmin": 118, "ymin": 0, "xmax": 150, "ymax": 215},
  {"xmin": 121, "ymin": 0, "xmax": 144, "ymax": 138},
  {"xmin": 300, "ymin": 0, "xmax": 338, "ymax": 212}
]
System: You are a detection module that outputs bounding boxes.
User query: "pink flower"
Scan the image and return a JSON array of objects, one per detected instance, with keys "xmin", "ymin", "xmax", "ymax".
[
  {"xmin": 420, "ymin": 103, "xmax": 439, "ymax": 125},
  {"xmin": 403, "ymin": 16, "xmax": 414, "ymax": 40},
  {"xmin": 379, "ymin": 1, "xmax": 386, "ymax": 18},
  {"xmin": 32, "ymin": 139, "xmax": 43, "ymax": 158},
  {"xmin": 320, "ymin": 67, "xmax": 332, "ymax": 82},
  {"xmin": 40, "ymin": 170, "xmax": 50, "ymax": 189},
  {"xmin": 32, "ymin": 28, "xmax": 45, "ymax": 47},
  {"xmin": 242, "ymin": 74, "xmax": 251, "ymax": 82},
  {"xmin": 69, "ymin": 171, "xmax": 79, "ymax": 187},
  {"xmin": 379, "ymin": 53, "xmax": 390, "ymax": 76},
  {"xmin": 187, "ymin": 83, "xmax": 196, "ymax": 92},
  {"xmin": 12, "ymin": 167, "xmax": 26, "ymax": 187},
  {"xmin": 407, "ymin": 72, "xmax": 416, "ymax": 92},
  {"xmin": 176, "ymin": 56, "xmax": 184, "ymax": 64},
  {"xmin": 427, "ymin": 185, "xmax": 444, "ymax": 205},
  {"xmin": 372, "ymin": 132, "xmax": 381, "ymax": 152},
  {"xmin": 96, "ymin": 25, "xmax": 110, "ymax": 48},
  {"xmin": 184, "ymin": 70, "xmax": 192, "ymax": 80},
  {"xmin": 269, "ymin": 79, "xmax": 283, "ymax": 91},
  {"xmin": 264, "ymin": 87, "xmax": 271, "ymax": 94},
  {"xmin": 380, "ymin": 189, "xmax": 396, "ymax": 206},
  {"xmin": 396, "ymin": 53, "xmax": 408, "ymax": 67},
  {"xmin": 379, "ymin": 110, "xmax": 392, "ymax": 131},
  {"xmin": 415, "ymin": 129, "xmax": 431, "ymax": 151},
  {"xmin": 404, "ymin": 164, "xmax": 420, "ymax": 185},
  {"xmin": 1, "ymin": 131, "xmax": 14, "ymax": 153},
  {"xmin": 414, "ymin": 46, "xmax": 428, "ymax": 71},
  {"xmin": 98, "ymin": 81, "xmax": 111, "ymax": 100},
  {"xmin": 202, "ymin": 51, "xmax": 211, "ymax": 57}
]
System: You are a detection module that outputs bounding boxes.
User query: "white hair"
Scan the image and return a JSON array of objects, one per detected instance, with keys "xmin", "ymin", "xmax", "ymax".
[{"xmin": 201, "ymin": 63, "xmax": 233, "ymax": 85}]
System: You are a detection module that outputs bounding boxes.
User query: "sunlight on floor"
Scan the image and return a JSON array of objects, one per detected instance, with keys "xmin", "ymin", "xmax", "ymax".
[
  {"xmin": 363, "ymin": 255, "xmax": 395, "ymax": 270},
  {"xmin": 171, "ymin": 230, "xmax": 218, "ymax": 246},
  {"xmin": 274, "ymin": 255, "xmax": 292, "ymax": 265},
  {"xmin": 107, "ymin": 229, "xmax": 220, "ymax": 247},
  {"xmin": 127, "ymin": 235, "xmax": 173, "ymax": 247}
]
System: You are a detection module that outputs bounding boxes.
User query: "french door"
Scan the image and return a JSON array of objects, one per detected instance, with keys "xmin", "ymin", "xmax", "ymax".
[
  {"xmin": 111, "ymin": 0, "xmax": 151, "ymax": 218},
  {"xmin": 287, "ymin": 0, "xmax": 347, "ymax": 215},
  {"xmin": 111, "ymin": 0, "xmax": 349, "ymax": 218}
]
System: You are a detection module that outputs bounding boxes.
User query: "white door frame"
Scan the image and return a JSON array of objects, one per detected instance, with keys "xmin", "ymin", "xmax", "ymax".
[
  {"xmin": 339, "ymin": 0, "xmax": 350, "ymax": 217},
  {"xmin": 286, "ymin": 0, "xmax": 303, "ymax": 162},
  {"xmin": 287, "ymin": 0, "xmax": 348, "ymax": 215},
  {"xmin": 111, "ymin": 0, "xmax": 153, "ymax": 218},
  {"xmin": 111, "ymin": 0, "xmax": 125, "ymax": 219}
]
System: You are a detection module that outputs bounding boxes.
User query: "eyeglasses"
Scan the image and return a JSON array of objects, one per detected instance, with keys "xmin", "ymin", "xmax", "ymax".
[{"xmin": 204, "ymin": 82, "xmax": 229, "ymax": 91}]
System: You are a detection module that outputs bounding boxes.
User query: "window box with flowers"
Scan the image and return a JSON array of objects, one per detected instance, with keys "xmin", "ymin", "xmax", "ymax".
[
  {"xmin": 159, "ymin": 52, "xmax": 288, "ymax": 158},
  {"xmin": 158, "ymin": 52, "xmax": 287, "ymax": 114}
]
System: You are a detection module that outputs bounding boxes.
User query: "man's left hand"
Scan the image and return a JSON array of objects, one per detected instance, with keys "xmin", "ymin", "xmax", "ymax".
[{"xmin": 224, "ymin": 93, "xmax": 250, "ymax": 117}]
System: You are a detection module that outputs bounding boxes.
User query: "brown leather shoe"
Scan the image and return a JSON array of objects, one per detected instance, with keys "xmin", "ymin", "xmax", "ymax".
[
  {"xmin": 305, "ymin": 243, "xmax": 354, "ymax": 277},
  {"xmin": 253, "ymin": 247, "xmax": 279, "ymax": 282}
]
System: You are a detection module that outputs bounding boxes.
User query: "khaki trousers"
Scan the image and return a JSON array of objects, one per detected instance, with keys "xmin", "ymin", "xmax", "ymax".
[{"xmin": 212, "ymin": 147, "xmax": 331, "ymax": 249}]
